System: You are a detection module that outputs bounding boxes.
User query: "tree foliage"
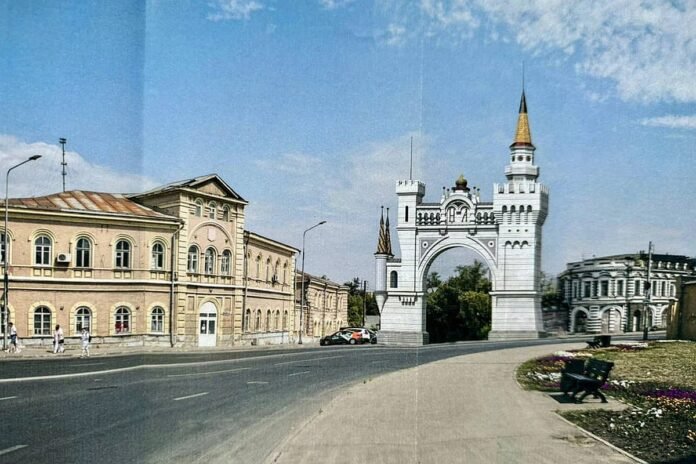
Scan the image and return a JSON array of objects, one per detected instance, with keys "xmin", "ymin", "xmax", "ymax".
[
  {"xmin": 426, "ymin": 261, "xmax": 492, "ymax": 342},
  {"xmin": 344, "ymin": 278, "xmax": 379, "ymax": 327}
]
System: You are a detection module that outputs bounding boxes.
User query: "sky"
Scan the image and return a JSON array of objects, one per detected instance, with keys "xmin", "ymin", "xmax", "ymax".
[{"xmin": 1, "ymin": 0, "xmax": 695, "ymax": 287}]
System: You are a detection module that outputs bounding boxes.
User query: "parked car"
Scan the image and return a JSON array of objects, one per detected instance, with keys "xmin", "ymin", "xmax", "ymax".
[
  {"xmin": 320, "ymin": 330, "xmax": 353, "ymax": 346},
  {"xmin": 367, "ymin": 329, "xmax": 377, "ymax": 344},
  {"xmin": 340, "ymin": 327, "xmax": 372, "ymax": 344}
]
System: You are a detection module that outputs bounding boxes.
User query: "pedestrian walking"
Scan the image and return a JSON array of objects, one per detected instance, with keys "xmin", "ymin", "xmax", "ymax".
[
  {"xmin": 80, "ymin": 327, "xmax": 90, "ymax": 358},
  {"xmin": 8, "ymin": 322, "xmax": 19, "ymax": 354},
  {"xmin": 53, "ymin": 324, "xmax": 64, "ymax": 354}
]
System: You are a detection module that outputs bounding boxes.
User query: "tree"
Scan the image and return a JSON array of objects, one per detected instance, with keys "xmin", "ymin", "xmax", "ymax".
[{"xmin": 425, "ymin": 261, "xmax": 492, "ymax": 342}]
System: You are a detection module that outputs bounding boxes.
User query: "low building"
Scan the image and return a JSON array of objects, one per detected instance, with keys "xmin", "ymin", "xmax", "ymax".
[
  {"xmin": 295, "ymin": 273, "xmax": 348, "ymax": 341},
  {"xmin": 668, "ymin": 277, "xmax": 696, "ymax": 341},
  {"xmin": 559, "ymin": 252, "xmax": 695, "ymax": 334},
  {"xmin": 0, "ymin": 174, "xmax": 298, "ymax": 348}
]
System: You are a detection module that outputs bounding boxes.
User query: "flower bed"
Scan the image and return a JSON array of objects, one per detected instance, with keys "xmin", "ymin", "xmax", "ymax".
[{"xmin": 517, "ymin": 341, "xmax": 696, "ymax": 463}]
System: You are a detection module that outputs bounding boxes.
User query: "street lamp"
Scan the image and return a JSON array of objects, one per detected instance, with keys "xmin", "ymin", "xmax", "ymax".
[
  {"xmin": 299, "ymin": 220, "xmax": 326, "ymax": 345},
  {"xmin": 3, "ymin": 155, "xmax": 42, "ymax": 350}
]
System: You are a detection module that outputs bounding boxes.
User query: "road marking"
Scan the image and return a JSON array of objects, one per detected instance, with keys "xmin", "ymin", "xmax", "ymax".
[
  {"xmin": 0, "ymin": 445, "xmax": 27, "ymax": 456},
  {"xmin": 288, "ymin": 371, "xmax": 310, "ymax": 377},
  {"xmin": 173, "ymin": 392, "xmax": 209, "ymax": 401},
  {"xmin": 247, "ymin": 381, "xmax": 268, "ymax": 384},
  {"xmin": 78, "ymin": 363, "xmax": 105, "ymax": 367},
  {"xmin": 0, "ymin": 396, "xmax": 17, "ymax": 401},
  {"xmin": 167, "ymin": 367, "xmax": 250, "ymax": 378},
  {"xmin": 274, "ymin": 355, "xmax": 343, "ymax": 366}
]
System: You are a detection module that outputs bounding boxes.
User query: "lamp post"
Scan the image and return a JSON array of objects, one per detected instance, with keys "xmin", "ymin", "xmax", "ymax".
[
  {"xmin": 3, "ymin": 155, "xmax": 42, "ymax": 350},
  {"xmin": 298, "ymin": 220, "xmax": 326, "ymax": 344},
  {"xmin": 643, "ymin": 242, "xmax": 653, "ymax": 341}
]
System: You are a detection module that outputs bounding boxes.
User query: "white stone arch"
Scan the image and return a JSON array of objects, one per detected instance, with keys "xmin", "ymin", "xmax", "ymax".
[
  {"xmin": 599, "ymin": 305, "xmax": 625, "ymax": 333},
  {"xmin": 416, "ymin": 236, "xmax": 498, "ymax": 292},
  {"xmin": 570, "ymin": 306, "xmax": 589, "ymax": 333}
]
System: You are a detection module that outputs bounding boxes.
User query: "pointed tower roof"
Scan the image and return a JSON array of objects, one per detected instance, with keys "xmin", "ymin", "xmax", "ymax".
[
  {"xmin": 511, "ymin": 91, "xmax": 534, "ymax": 149},
  {"xmin": 376, "ymin": 207, "xmax": 389, "ymax": 255},
  {"xmin": 384, "ymin": 208, "xmax": 393, "ymax": 256}
]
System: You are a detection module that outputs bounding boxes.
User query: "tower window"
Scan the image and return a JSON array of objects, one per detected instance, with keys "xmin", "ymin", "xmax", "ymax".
[
  {"xmin": 405, "ymin": 206, "xmax": 409, "ymax": 223},
  {"xmin": 390, "ymin": 271, "xmax": 398, "ymax": 288}
]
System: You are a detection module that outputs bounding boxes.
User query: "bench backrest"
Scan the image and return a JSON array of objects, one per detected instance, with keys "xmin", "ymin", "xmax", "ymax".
[{"xmin": 584, "ymin": 358, "xmax": 614, "ymax": 382}]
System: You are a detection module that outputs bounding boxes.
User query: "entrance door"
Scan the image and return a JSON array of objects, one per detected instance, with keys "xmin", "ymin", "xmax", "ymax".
[{"xmin": 198, "ymin": 302, "xmax": 217, "ymax": 347}]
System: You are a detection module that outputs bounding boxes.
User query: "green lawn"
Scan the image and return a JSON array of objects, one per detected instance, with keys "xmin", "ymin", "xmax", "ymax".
[{"xmin": 517, "ymin": 341, "xmax": 696, "ymax": 464}]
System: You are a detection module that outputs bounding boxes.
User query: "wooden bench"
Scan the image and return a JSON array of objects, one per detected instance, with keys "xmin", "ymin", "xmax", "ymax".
[{"xmin": 561, "ymin": 358, "xmax": 614, "ymax": 403}]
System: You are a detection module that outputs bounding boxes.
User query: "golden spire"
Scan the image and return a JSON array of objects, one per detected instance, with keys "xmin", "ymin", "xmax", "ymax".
[
  {"xmin": 376, "ymin": 207, "xmax": 389, "ymax": 254},
  {"xmin": 511, "ymin": 91, "xmax": 533, "ymax": 148}
]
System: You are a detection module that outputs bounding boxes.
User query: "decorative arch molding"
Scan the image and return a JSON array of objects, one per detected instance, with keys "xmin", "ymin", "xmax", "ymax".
[
  {"xmin": 189, "ymin": 222, "xmax": 233, "ymax": 244},
  {"xmin": 29, "ymin": 228, "xmax": 57, "ymax": 244},
  {"xmin": 69, "ymin": 232, "xmax": 98, "ymax": 247},
  {"xmin": 416, "ymin": 236, "xmax": 499, "ymax": 288},
  {"xmin": 570, "ymin": 306, "xmax": 590, "ymax": 333},
  {"xmin": 28, "ymin": 301, "xmax": 57, "ymax": 336},
  {"xmin": 68, "ymin": 302, "xmax": 97, "ymax": 336},
  {"xmin": 110, "ymin": 302, "xmax": 136, "ymax": 335}
]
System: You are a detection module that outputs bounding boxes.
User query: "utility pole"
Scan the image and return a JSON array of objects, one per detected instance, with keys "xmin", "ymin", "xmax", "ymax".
[
  {"xmin": 362, "ymin": 280, "xmax": 367, "ymax": 327},
  {"xmin": 59, "ymin": 138, "xmax": 67, "ymax": 192},
  {"xmin": 643, "ymin": 241, "xmax": 653, "ymax": 341}
]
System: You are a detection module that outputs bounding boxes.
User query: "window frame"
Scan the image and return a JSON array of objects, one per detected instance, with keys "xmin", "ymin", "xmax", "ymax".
[
  {"xmin": 114, "ymin": 239, "xmax": 131, "ymax": 269},
  {"xmin": 34, "ymin": 235, "xmax": 52, "ymax": 266},
  {"xmin": 151, "ymin": 306, "xmax": 165, "ymax": 333},
  {"xmin": 221, "ymin": 250, "xmax": 232, "ymax": 275},
  {"xmin": 151, "ymin": 242, "xmax": 165, "ymax": 270},
  {"xmin": 115, "ymin": 307, "xmax": 131, "ymax": 334},
  {"xmin": 204, "ymin": 247, "xmax": 216, "ymax": 275},
  {"xmin": 75, "ymin": 307, "xmax": 91, "ymax": 333},
  {"xmin": 34, "ymin": 306, "xmax": 52, "ymax": 336},
  {"xmin": 187, "ymin": 245, "xmax": 199, "ymax": 273},
  {"xmin": 75, "ymin": 237, "xmax": 92, "ymax": 268}
]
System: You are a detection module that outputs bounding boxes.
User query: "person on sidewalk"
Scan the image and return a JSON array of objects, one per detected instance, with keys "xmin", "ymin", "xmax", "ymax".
[
  {"xmin": 80, "ymin": 327, "xmax": 90, "ymax": 358},
  {"xmin": 53, "ymin": 324, "xmax": 64, "ymax": 354},
  {"xmin": 8, "ymin": 322, "xmax": 19, "ymax": 354}
]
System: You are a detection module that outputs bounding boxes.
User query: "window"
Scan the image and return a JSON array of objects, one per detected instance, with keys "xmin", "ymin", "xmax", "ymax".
[
  {"xmin": 1, "ymin": 232, "xmax": 7, "ymax": 264},
  {"xmin": 151, "ymin": 307, "xmax": 164, "ymax": 332},
  {"xmin": 661, "ymin": 281, "xmax": 666, "ymax": 297},
  {"xmin": 283, "ymin": 310, "xmax": 288, "ymax": 330},
  {"xmin": 390, "ymin": 271, "xmax": 398, "ymax": 288},
  {"xmin": 151, "ymin": 242, "xmax": 165, "ymax": 270},
  {"xmin": 75, "ymin": 307, "xmax": 91, "ymax": 332},
  {"xmin": 266, "ymin": 310, "xmax": 272, "ymax": 331},
  {"xmin": 283, "ymin": 262, "xmax": 288, "ymax": 284},
  {"xmin": 600, "ymin": 281, "xmax": 608, "ymax": 297},
  {"xmin": 208, "ymin": 202, "xmax": 216, "ymax": 219},
  {"xmin": 617, "ymin": 280, "xmax": 624, "ymax": 296},
  {"xmin": 194, "ymin": 199, "xmax": 203, "ymax": 217},
  {"xmin": 591, "ymin": 281, "xmax": 598, "ymax": 297},
  {"xmin": 76, "ymin": 237, "xmax": 91, "ymax": 268},
  {"xmin": 635, "ymin": 280, "xmax": 642, "ymax": 296},
  {"xmin": 405, "ymin": 206, "xmax": 409, "ymax": 222},
  {"xmin": 255, "ymin": 310, "xmax": 261, "ymax": 332},
  {"xmin": 265, "ymin": 258, "xmax": 271, "ymax": 282},
  {"xmin": 222, "ymin": 206, "xmax": 230, "ymax": 221},
  {"xmin": 35, "ymin": 235, "xmax": 52, "ymax": 265},
  {"xmin": 115, "ymin": 240, "xmax": 130, "ymax": 268},
  {"xmin": 221, "ymin": 250, "xmax": 231, "ymax": 275},
  {"xmin": 244, "ymin": 309, "xmax": 251, "ymax": 332},
  {"xmin": 255, "ymin": 256, "xmax": 261, "ymax": 278},
  {"xmin": 115, "ymin": 307, "xmax": 130, "ymax": 334},
  {"xmin": 583, "ymin": 282, "xmax": 591, "ymax": 298},
  {"xmin": 275, "ymin": 310, "xmax": 280, "ymax": 330},
  {"xmin": 34, "ymin": 306, "xmax": 51, "ymax": 335},
  {"xmin": 187, "ymin": 246, "xmax": 199, "ymax": 273},
  {"xmin": 204, "ymin": 248, "xmax": 216, "ymax": 275}
]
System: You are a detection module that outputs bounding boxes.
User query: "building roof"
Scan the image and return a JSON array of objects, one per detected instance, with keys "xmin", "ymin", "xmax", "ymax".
[
  {"xmin": 295, "ymin": 272, "xmax": 346, "ymax": 289},
  {"xmin": 511, "ymin": 91, "xmax": 534, "ymax": 149},
  {"xmin": 134, "ymin": 173, "xmax": 246, "ymax": 202},
  {"xmin": 6, "ymin": 191, "xmax": 178, "ymax": 220},
  {"xmin": 245, "ymin": 230, "xmax": 299, "ymax": 254}
]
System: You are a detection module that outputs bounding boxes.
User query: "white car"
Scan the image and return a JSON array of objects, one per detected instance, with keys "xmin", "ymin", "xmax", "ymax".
[{"xmin": 341, "ymin": 327, "xmax": 372, "ymax": 344}]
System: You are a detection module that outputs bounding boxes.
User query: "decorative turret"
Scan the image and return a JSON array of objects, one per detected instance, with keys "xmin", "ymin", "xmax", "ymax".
[
  {"xmin": 453, "ymin": 174, "xmax": 470, "ymax": 192},
  {"xmin": 374, "ymin": 207, "xmax": 390, "ymax": 312},
  {"xmin": 384, "ymin": 208, "xmax": 393, "ymax": 257},
  {"xmin": 376, "ymin": 207, "xmax": 390, "ymax": 255},
  {"xmin": 505, "ymin": 91, "xmax": 539, "ymax": 182}
]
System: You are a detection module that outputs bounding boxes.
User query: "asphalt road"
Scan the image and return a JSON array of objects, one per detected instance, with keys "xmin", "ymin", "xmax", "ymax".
[{"xmin": 0, "ymin": 336, "xmax": 644, "ymax": 464}]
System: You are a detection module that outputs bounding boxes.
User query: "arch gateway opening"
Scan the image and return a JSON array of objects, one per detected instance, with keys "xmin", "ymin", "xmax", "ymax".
[{"xmin": 374, "ymin": 92, "xmax": 549, "ymax": 345}]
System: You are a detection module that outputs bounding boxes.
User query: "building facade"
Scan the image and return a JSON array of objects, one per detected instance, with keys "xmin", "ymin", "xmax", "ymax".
[
  {"xmin": 0, "ymin": 174, "xmax": 298, "ymax": 348},
  {"xmin": 374, "ymin": 92, "xmax": 548, "ymax": 345},
  {"xmin": 295, "ymin": 273, "xmax": 348, "ymax": 340},
  {"xmin": 559, "ymin": 253, "xmax": 695, "ymax": 334}
]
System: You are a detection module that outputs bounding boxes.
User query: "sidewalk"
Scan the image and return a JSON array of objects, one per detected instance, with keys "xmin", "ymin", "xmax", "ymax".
[{"xmin": 266, "ymin": 343, "xmax": 638, "ymax": 464}]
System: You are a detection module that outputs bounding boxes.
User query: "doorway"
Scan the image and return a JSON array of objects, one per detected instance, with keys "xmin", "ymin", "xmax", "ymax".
[{"xmin": 199, "ymin": 302, "xmax": 217, "ymax": 347}]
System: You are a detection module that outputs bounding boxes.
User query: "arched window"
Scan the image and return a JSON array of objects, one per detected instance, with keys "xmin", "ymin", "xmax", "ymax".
[
  {"xmin": 265, "ymin": 258, "xmax": 271, "ymax": 282},
  {"xmin": 283, "ymin": 262, "xmax": 288, "ymax": 284},
  {"xmin": 35, "ymin": 235, "xmax": 52, "ymax": 265},
  {"xmin": 115, "ymin": 240, "xmax": 130, "ymax": 268},
  {"xmin": 221, "ymin": 250, "xmax": 232, "ymax": 275},
  {"xmin": 283, "ymin": 310, "xmax": 288, "ymax": 330},
  {"xmin": 1, "ymin": 232, "xmax": 8, "ymax": 265},
  {"xmin": 151, "ymin": 242, "xmax": 165, "ymax": 270},
  {"xmin": 275, "ymin": 310, "xmax": 280, "ymax": 330},
  {"xmin": 76, "ymin": 237, "xmax": 91, "ymax": 268},
  {"xmin": 244, "ymin": 309, "xmax": 251, "ymax": 332},
  {"xmin": 255, "ymin": 255, "xmax": 261, "ymax": 278},
  {"xmin": 75, "ymin": 307, "xmax": 91, "ymax": 333},
  {"xmin": 273, "ymin": 261, "xmax": 279, "ymax": 282},
  {"xmin": 151, "ymin": 306, "xmax": 164, "ymax": 332},
  {"xmin": 187, "ymin": 246, "xmax": 199, "ymax": 273},
  {"xmin": 204, "ymin": 248, "xmax": 216, "ymax": 275},
  {"xmin": 34, "ymin": 306, "xmax": 52, "ymax": 335},
  {"xmin": 255, "ymin": 310, "xmax": 261, "ymax": 332},
  {"xmin": 266, "ymin": 310, "xmax": 272, "ymax": 331},
  {"xmin": 115, "ymin": 307, "xmax": 130, "ymax": 334},
  {"xmin": 390, "ymin": 271, "xmax": 398, "ymax": 288},
  {"xmin": 194, "ymin": 199, "xmax": 203, "ymax": 217},
  {"xmin": 222, "ymin": 206, "xmax": 230, "ymax": 221},
  {"xmin": 208, "ymin": 202, "xmax": 216, "ymax": 219}
]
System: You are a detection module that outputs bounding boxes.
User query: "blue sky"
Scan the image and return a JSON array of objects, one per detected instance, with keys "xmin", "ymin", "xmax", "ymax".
[{"xmin": 1, "ymin": 0, "xmax": 695, "ymax": 286}]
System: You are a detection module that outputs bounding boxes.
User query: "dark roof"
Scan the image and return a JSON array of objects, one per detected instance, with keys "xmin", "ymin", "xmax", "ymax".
[
  {"xmin": 134, "ymin": 174, "xmax": 246, "ymax": 202},
  {"xmin": 6, "ymin": 191, "xmax": 177, "ymax": 220},
  {"xmin": 295, "ymin": 272, "xmax": 345, "ymax": 288}
]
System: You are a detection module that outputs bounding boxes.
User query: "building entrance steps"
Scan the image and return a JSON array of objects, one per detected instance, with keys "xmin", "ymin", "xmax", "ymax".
[{"xmin": 266, "ymin": 343, "xmax": 638, "ymax": 464}]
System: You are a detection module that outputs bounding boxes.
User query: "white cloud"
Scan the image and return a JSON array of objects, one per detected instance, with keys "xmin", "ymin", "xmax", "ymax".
[
  {"xmin": 207, "ymin": 0, "xmax": 264, "ymax": 21},
  {"xmin": 0, "ymin": 135, "xmax": 158, "ymax": 197},
  {"xmin": 318, "ymin": 0, "xmax": 355, "ymax": 10},
  {"xmin": 640, "ymin": 115, "xmax": 696, "ymax": 130},
  {"xmin": 377, "ymin": 0, "xmax": 696, "ymax": 103}
]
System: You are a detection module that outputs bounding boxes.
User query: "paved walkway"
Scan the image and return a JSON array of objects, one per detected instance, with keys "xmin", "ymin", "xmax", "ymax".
[{"xmin": 266, "ymin": 343, "xmax": 638, "ymax": 464}]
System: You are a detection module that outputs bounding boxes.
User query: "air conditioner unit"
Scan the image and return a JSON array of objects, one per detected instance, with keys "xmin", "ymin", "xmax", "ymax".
[{"xmin": 56, "ymin": 253, "xmax": 71, "ymax": 264}]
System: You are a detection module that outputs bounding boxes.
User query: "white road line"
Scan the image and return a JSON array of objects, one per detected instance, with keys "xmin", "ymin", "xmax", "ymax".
[
  {"xmin": 173, "ymin": 392, "xmax": 209, "ymax": 401},
  {"xmin": 0, "ymin": 445, "xmax": 28, "ymax": 456},
  {"xmin": 0, "ymin": 396, "xmax": 17, "ymax": 401},
  {"xmin": 247, "ymin": 381, "xmax": 269, "ymax": 384},
  {"xmin": 78, "ymin": 363, "xmax": 105, "ymax": 367},
  {"xmin": 274, "ymin": 355, "xmax": 343, "ymax": 366},
  {"xmin": 167, "ymin": 367, "xmax": 250, "ymax": 378},
  {"xmin": 287, "ymin": 371, "xmax": 310, "ymax": 377}
]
